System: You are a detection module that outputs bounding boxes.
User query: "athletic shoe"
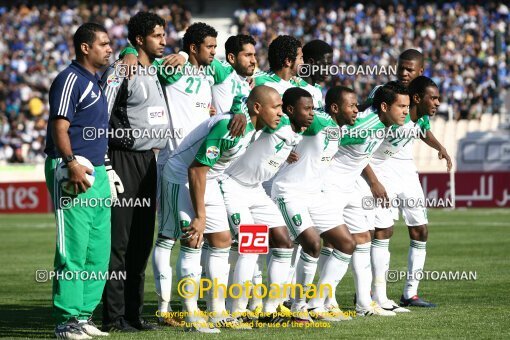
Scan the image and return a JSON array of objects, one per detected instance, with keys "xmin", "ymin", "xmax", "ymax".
[
  {"xmin": 184, "ymin": 316, "xmax": 220, "ymax": 333},
  {"xmin": 282, "ymin": 299, "xmax": 292, "ymax": 309},
  {"xmin": 290, "ymin": 303, "xmax": 313, "ymax": 323},
  {"xmin": 276, "ymin": 303, "xmax": 292, "ymax": 318},
  {"xmin": 210, "ymin": 315, "xmax": 252, "ymax": 330},
  {"xmin": 249, "ymin": 304, "xmax": 263, "ymax": 319},
  {"xmin": 356, "ymin": 301, "xmax": 396, "ymax": 316},
  {"xmin": 157, "ymin": 311, "xmax": 184, "ymax": 327},
  {"xmin": 400, "ymin": 295, "xmax": 437, "ymax": 308},
  {"xmin": 259, "ymin": 313, "xmax": 290, "ymax": 325},
  {"xmin": 80, "ymin": 318, "xmax": 109, "ymax": 336},
  {"xmin": 101, "ymin": 317, "xmax": 139, "ymax": 333},
  {"xmin": 379, "ymin": 299, "xmax": 411, "ymax": 313},
  {"xmin": 308, "ymin": 306, "xmax": 338, "ymax": 322},
  {"xmin": 55, "ymin": 319, "xmax": 92, "ymax": 340},
  {"xmin": 325, "ymin": 304, "xmax": 352, "ymax": 321},
  {"xmin": 127, "ymin": 318, "xmax": 158, "ymax": 331}
]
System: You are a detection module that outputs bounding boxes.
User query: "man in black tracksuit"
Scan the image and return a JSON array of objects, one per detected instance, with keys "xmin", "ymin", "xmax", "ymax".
[{"xmin": 100, "ymin": 12, "xmax": 184, "ymax": 332}]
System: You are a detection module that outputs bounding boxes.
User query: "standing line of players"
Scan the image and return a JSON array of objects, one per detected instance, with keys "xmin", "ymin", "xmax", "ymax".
[{"xmin": 109, "ymin": 13, "xmax": 451, "ymax": 333}]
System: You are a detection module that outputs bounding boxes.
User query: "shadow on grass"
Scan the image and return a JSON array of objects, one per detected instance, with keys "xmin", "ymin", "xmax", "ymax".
[{"xmin": 0, "ymin": 305, "xmax": 54, "ymax": 338}]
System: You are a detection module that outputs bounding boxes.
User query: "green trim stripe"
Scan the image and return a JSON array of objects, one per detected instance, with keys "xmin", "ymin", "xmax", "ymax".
[
  {"xmin": 332, "ymin": 250, "xmax": 351, "ymax": 263},
  {"xmin": 372, "ymin": 239, "xmax": 390, "ymax": 248},
  {"xmin": 410, "ymin": 240, "xmax": 427, "ymax": 249},
  {"xmin": 181, "ymin": 245, "xmax": 200, "ymax": 254},
  {"xmin": 277, "ymin": 198, "xmax": 298, "ymax": 239},
  {"xmin": 299, "ymin": 252, "xmax": 318, "ymax": 264},
  {"xmin": 155, "ymin": 238, "xmax": 175, "ymax": 250},
  {"xmin": 320, "ymin": 248, "xmax": 333, "ymax": 256},
  {"xmin": 171, "ymin": 183, "xmax": 181, "ymax": 239}
]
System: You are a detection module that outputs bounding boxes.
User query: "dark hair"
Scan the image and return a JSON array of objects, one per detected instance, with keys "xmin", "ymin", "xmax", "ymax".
[
  {"xmin": 268, "ymin": 35, "xmax": 301, "ymax": 71},
  {"xmin": 302, "ymin": 40, "xmax": 333, "ymax": 63},
  {"xmin": 225, "ymin": 34, "xmax": 256, "ymax": 57},
  {"xmin": 399, "ymin": 49, "xmax": 424, "ymax": 67},
  {"xmin": 73, "ymin": 23, "xmax": 107, "ymax": 57},
  {"xmin": 408, "ymin": 76, "xmax": 438, "ymax": 99},
  {"xmin": 282, "ymin": 87, "xmax": 312, "ymax": 113},
  {"xmin": 127, "ymin": 12, "xmax": 166, "ymax": 46},
  {"xmin": 182, "ymin": 22, "xmax": 218, "ymax": 53},
  {"xmin": 372, "ymin": 81, "xmax": 409, "ymax": 112},
  {"xmin": 325, "ymin": 86, "xmax": 355, "ymax": 114}
]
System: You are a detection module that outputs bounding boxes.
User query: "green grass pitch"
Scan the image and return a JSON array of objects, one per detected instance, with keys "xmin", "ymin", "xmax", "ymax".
[{"xmin": 0, "ymin": 209, "xmax": 509, "ymax": 339}]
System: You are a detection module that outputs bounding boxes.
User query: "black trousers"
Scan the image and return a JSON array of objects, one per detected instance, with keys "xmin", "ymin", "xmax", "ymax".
[{"xmin": 102, "ymin": 149, "xmax": 157, "ymax": 324}]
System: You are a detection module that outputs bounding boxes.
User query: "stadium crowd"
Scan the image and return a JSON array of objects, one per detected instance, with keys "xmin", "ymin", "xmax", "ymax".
[
  {"xmin": 0, "ymin": 3, "xmax": 191, "ymax": 163},
  {"xmin": 234, "ymin": 1, "xmax": 509, "ymax": 118},
  {"xmin": 0, "ymin": 1, "xmax": 508, "ymax": 164}
]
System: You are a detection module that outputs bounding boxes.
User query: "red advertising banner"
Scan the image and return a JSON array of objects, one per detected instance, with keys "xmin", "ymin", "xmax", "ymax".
[
  {"xmin": 0, "ymin": 182, "xmax": 52, "ymax": 213},
  {"xmin": 420, "ymin": 172, "xmax": 510, "ymax": 208}
]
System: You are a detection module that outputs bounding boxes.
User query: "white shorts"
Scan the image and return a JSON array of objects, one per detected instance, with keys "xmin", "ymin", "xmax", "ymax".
[
  {"xmin": 219, "ymin": 177, "xmax": 285, "ymax": 236},
  {"xmin": 160, "ymin": 178, "xmax": 229, "ymax": 239},
  {"xmin": 325, "ymin": 178, "xmax": 375, "ymax": 234},
  {"xmin": 374, "ymin": 159, "xmax": 428, "ymax": 227},
  {"xmin": 272, "ymin": 191, "xmax": 341, "ymax": 241}
]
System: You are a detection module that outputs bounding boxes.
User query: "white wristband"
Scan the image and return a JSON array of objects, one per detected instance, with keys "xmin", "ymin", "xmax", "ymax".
[{"xmin": 178, "ymin": 51, "xmax": 189, "ymax": 62}]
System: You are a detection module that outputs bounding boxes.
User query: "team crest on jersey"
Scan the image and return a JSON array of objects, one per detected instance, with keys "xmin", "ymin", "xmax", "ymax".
[
  {"xmin": 292, "ymin": 214, "xmax": 303, "ymax": 226},
  {"xmin": 107, "ymin": 73, "xmax": 121, "ymax": 87},
  {"xmin": 231, "ymin": 213, "xmax": 241, "ymax": 226},
  {"xmin": 206, "ymin": 146, "xmax": 220, "ymax": 159}
]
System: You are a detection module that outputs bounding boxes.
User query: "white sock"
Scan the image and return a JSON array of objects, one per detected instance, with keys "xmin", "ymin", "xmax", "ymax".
[
  {"xmin": 230, "ymin": 253, "xmax": 258, "ymax": 314},
  {"xmin": 152, "ymin": 238, "xmax": 175, "ymax": 313},
  {"xmin": 309, "ymin": 249, "xmax": 351, "ymax": 309},
  {"xmin": 317, "ymin": 247, "xmax": 335, "ymax": 306},
  {"xmin": 285, "ymin": 243, "xmax": 301, "ymax": 301},
  {"xmin": 176, "ymin": 245, "xmax": 202, "ymax": 313},
  {"xmin": 248, "ymin": 255, "xmax": 264, "ymax": 310},
  {"xmin": 200, "ymin": 242, "xmax": 210, "ymax": 310},
  {"xmin": 404, "ymin": 240, "xmax": 427, "ymax": 299},
  {"xmin": 207, "ymin": 246, "xmax": 231, "ymax": 317},
  {"xmin": 371, "ymin": 239, "xmax": 390, "ymax": 304},
  {"xmin": 318, "ymin": 247, "xmax": 333, "ymax": 274},
  {"xmin": 263, "ymin": 248, "xmax": 292, "ymax": 313},
  {"xmin": 352, "ymin": 242, "xmax": 372, "ymax": 308},
  {"xmin": 293, "ymin": 250, "xmax": 318, "ymax": 308},
  {"xmin": 226, "ymin": 243, "xmax": 239, "ymax": 312}
]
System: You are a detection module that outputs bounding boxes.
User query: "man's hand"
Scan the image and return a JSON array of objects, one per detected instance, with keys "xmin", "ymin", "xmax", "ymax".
[
  {"xmin": 370, "ymin": 180, "xmax": 389, "ymax": 208},
  {"xmin": 162, "ymin": 53, "xmax": 187, "ymax": 68},
  {"xmin": 247, "ymin": 77, "xmax": 255, "ymax": 89},
  {"xmin": 228, "ymin": 114, "xmax": 247, "ymax": 137},
  {"xmin": 106, "ymin": 165, "xmax": 124, "ymax": 200},
  {"xmin": 209, "ymin": 105, "xmax": 217, "ymax": 117},
  {"xmin": 287, "ymin": 151, "xmax": 299, "ymax": 163},
  {"xmin": 119, "ymin": 54, "xmax": 138, "ymax": 79},
  {"xmin": 438, "ymin": 147, "xmax": 452, "ymax": 172},
  {"xmin": 66, "ymin": 162, "xmax": 93, "ymax": 194},
  {"xmin": 182, "ymin": 217, "xmax": 206, "ymax": 248}
]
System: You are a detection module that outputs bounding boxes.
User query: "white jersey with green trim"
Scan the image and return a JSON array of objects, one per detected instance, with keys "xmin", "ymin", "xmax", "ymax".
[
  {"xmin": 371, "ymin": 114, "xmax": 431, "ymax": 165},
  {"xmin": 210, "ymin": 59, "xmax": 251, "ymax": 114},
  {"xmin": 225, "ymin": 115, "xmax": 301, "ymax": 186},
  {"xmin": 325, "ymin": 108, "xmax": 386, "ymax": 193},
  {"xmin": 254, "ymin": 71, "xmax": 295, "ymax": 95},
  {"xmin": 294, "ymin": 78, "xmax": 324, "ymax": 111},
  {"xmin": 157, "ymin": 62, "xmax": 215, "ymax": 166},
  {"xmin": 272, "ymin": 112, "xmax": 339, "ymax": 196},
  {"xmin": 163, "ymin": 113, "xmax": 255, "ymax": 184}
]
